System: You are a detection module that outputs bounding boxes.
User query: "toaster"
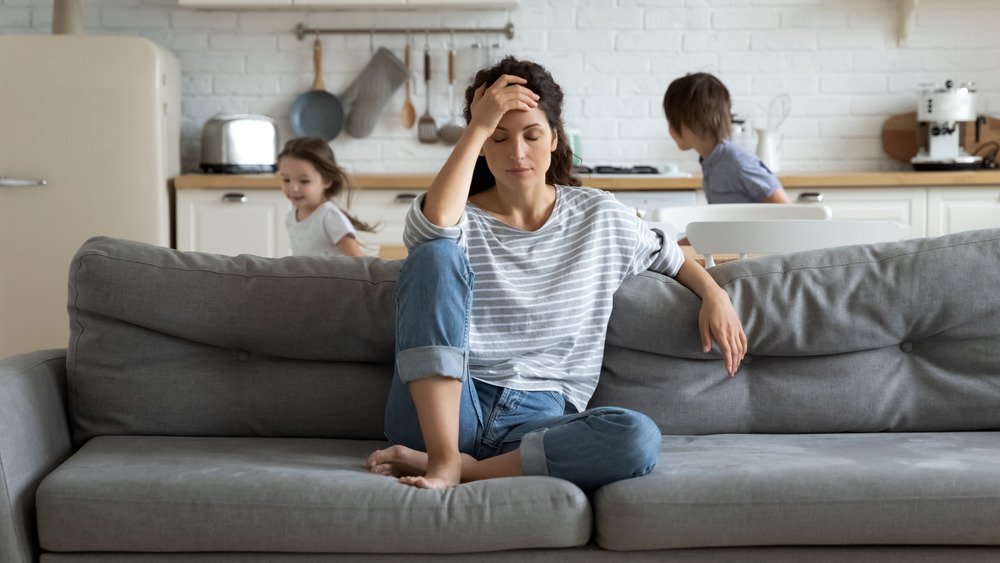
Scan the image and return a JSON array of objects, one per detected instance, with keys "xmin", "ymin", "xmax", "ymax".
[{"xmin": 200, "ymin": 114, "xmax": 279, "ymax": 174}]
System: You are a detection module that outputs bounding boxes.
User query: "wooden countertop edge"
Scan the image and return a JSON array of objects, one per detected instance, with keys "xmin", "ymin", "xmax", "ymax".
[{"xmin": 173, "ymin": 171, "xmax": 1000, "ymax": 191}]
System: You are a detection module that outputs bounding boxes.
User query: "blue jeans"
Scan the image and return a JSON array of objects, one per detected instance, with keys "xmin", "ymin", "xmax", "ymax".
[{"xmin": 383, "ymin": 238, "xmax": 662, "ymax": 491}]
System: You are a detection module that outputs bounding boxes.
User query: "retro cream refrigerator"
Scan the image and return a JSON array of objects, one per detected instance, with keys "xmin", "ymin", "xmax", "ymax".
[{"xmin": 0, "ymin": 36, "xmax": 180, "ymax": 358}]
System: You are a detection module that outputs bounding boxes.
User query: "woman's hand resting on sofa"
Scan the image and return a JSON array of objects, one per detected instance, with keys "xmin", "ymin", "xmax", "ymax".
[
  {"xmin": 697, "ymin": 290, "xmax": 747, "ymax": 377},
  {"xmin": 673, "ymin": 257, "xmax": 747, "ymax": 377}
]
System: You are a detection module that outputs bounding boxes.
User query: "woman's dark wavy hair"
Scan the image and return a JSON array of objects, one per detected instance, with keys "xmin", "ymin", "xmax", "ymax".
[
  {"xmin": 277, "ymin": 137, "xmax": 378, "ymax": 233},
  {"xmin": 463, "ymin": 56, "xmax": 580, "ymax": 195}
]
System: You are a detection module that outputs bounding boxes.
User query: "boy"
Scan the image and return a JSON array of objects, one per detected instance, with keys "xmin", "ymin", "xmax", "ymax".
[{"xmin": 663, "ymin": 73, "xmax": 789, "ymax": 204}]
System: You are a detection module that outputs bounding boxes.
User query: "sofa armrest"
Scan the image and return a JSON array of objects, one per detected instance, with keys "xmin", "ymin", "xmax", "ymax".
[{"xmin": 0, "ymin": 349, "xmax": 72, "ymax": 563}]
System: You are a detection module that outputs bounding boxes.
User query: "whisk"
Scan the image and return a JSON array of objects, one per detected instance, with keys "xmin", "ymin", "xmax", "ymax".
[{"xmin": 766, "ymin": 93, "xmax": 791, "ymax": 132}]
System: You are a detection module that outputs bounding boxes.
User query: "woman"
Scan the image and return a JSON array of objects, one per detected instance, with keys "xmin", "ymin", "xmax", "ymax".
[{"xmin": 367, "ymin": 57, "xmax": 746, "ymax": 490}]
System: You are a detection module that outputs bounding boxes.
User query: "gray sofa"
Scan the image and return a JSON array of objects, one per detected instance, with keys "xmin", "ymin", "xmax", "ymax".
[{"xmin": 2, "ymin": 229, "xmax": 1000, "ymax": 562}]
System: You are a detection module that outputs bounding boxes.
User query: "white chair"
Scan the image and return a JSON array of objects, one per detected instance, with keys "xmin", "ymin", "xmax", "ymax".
[
  {"xmin": 645, "ymin": 222, "xmax": 679, "ymax": 242},
  {"xmin": 686, "ymin": 220, "xmax": 905, "ymax": 267},
  {"xmin": 649, "ymin": 203, "xmax": 833, "ymax": 240}
]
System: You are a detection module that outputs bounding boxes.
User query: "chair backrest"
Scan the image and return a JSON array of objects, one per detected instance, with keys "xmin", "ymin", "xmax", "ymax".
[
  {"xmin": 686, "ymin": 220, "xmax": 905, "ymax": 266},
  {"xmin": 649, "ymin": 203, "xmax": 833, "ymax": 239},
  {"xmin": 645, "ymin": 222, "xmax": 679, "ymax": 241}
]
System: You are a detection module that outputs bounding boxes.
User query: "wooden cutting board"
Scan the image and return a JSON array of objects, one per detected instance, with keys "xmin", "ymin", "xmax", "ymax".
[
  {"xmin": 881, "ymin": 112, "xmax": 1000, "ymax": 163},
  {"xmin": 881, "ymin": 112, "xmax": 920, "ymax": 163},
  {"xmin": 963, "ymin": 115, "xmax": 1000, "ymax": 162}
]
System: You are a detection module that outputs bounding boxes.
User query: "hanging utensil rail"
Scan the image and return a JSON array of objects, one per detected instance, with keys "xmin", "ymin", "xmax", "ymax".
[{"xmin": 294, "ymin": 22, "xmax": 514, "ymax": 41}]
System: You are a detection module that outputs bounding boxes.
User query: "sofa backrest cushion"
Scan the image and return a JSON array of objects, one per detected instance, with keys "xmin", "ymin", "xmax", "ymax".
[
  {"xmin": 67, "ymin": 237, "xmax": 399, "ymax": 444},
  {"xmin": 68, "ymin": 230, "xmax": 1000, "ymax": 442},
  {"xmin": 593, "ymin": 228, "xmax": 1000, "ymax": 434}
]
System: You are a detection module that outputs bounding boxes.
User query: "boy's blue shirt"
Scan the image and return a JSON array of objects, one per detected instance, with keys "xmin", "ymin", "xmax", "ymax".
[{"xmin": 699, "ymin": 140, "xmax": 783, "ymax": 204}]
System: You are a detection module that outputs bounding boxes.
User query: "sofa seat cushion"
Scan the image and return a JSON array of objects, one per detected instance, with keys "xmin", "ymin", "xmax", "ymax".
[
  {"xmin": 595, "ymin": 432, "xmax": 1000, "ymax": 551},
  {"xmin": 36, "ymin": 436, "xmax": 591, "ymax": 554}
]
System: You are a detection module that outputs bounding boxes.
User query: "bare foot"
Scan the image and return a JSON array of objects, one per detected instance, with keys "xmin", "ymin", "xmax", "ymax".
[
  {"xmin": 366, "ymin": 445, "xmax": 428, "ymax": 478},
  {"xmin": 398, "ymin": 475, "xmax": 456, "ymax": 489},
  {"xmin": 367, "ymin": 446, "xmax": 475, "ymax": 488},
  {"xmin": 399, "ymin": 454, "xmax": 463, "ymax": 489}
]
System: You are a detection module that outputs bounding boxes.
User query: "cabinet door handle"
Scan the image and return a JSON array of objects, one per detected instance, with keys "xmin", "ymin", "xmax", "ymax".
[
  {"xmin": 0, "ymin": 176, "xmax": 48, "ymax": 187},
  {"xmin": 394, "ymin": 193, "xmax": 418, "ymax": 204},
  {"xmin": 222, "ymin": 193, "xmax": 248, "ymax": 203},
  {"xmin": 797, "ymin": 192, "xmax": 824, "ymax": 203}
]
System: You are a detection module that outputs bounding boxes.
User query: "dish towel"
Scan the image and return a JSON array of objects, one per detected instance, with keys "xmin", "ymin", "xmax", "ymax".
[{"xmin": 340, "ymin": 47, "xmax": 411, "ymax": 138}]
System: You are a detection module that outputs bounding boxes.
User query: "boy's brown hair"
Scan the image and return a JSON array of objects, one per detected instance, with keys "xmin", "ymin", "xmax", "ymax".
[{"xmin": 662, "ymin": 72, "xmax": 732, "ymax": 142}]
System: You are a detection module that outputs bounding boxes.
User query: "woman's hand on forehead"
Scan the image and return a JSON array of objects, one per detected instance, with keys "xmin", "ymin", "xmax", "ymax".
[{"xmin": 468, "ymin": 74, "xmax": 540, "ymax": 134}]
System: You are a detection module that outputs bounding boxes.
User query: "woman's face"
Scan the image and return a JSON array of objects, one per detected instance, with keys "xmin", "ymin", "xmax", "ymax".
[{"xmin": 482, "ymin": 105, "xmax": 558, "ymax": 191}]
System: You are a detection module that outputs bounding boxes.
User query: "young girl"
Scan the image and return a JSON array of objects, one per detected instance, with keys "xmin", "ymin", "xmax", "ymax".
[
  {"xmin": 367, "ymin": 57, "xmax": 747, "ymax": 491},
  {"xmin": 277, "ymin": 137, "xmax": 376, "ymax": 257}
]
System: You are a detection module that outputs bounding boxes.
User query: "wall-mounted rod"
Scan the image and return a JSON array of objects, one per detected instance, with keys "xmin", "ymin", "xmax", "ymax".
[{"xmin": 295, "ymin": 22, "xmax": 514, "ymax": 41}]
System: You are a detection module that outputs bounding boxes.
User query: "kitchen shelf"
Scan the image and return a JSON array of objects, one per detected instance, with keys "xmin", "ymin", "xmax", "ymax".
[
  {"xmin": 897, "ymin": 0, "xmax": 917, "ymax": 46},
  {"xmin": 294, "ymin": 21, "xmax": 514, "ymax": 41}
]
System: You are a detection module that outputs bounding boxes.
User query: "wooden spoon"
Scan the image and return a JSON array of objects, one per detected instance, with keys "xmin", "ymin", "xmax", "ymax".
[{"xmin": 400, "ymin": 41, "xmax": 416, "ymax": 129}]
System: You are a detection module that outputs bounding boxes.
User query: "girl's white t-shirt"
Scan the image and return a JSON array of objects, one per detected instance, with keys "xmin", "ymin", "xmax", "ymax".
[{"xmin": 286, "ymin": 201, "xmax": 356, "ymax": 257}]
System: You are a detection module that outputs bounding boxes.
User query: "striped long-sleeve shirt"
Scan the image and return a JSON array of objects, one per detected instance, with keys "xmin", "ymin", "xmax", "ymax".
[{"xmin": 403, "ymin": 186, "xmax": 685, "ymax": 412}]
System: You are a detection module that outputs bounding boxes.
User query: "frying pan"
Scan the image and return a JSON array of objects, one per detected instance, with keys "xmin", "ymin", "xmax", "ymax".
[{"xmin": 289, "ymin": 37, "xmax": 343, "ymax": 140}]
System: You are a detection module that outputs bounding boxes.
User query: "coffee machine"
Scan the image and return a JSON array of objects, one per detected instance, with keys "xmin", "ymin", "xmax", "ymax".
[{"xmin": 911, "ymin": 80, "xmax": 982, "ymax": 171}]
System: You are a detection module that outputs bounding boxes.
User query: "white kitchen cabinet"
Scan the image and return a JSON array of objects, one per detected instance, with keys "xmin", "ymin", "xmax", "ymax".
[
  {"xmin": 784, "ymin": 187, "xmax": 927, "ymax": 238},
  {"xmin": 334, "ymin": 189, "xmax": 424, "ymax": 256},
  {"xmin": 696, "ymin": 186, "xmax": 926, "ymax": 237},
  {"xmin": 176, "ymin": 189, "xmax": 291, "ymax": 258},
  {"xmin": 926, "ymin": 186, "xmax": 1000, "ymax": 237}
]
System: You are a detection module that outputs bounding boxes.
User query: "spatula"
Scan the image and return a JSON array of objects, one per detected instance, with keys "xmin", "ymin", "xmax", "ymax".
[{"xmin": 417, "ymin": 36, "xmax": 438, "ymax": 144}]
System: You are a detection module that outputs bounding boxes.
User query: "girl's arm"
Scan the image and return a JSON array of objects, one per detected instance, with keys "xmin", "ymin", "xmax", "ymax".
[
  {"xmin": 673, "ymin": 258, "xmax": 748, "ymax": 377},
  {"xmin": 335, "ymin": 234, "xmax": 364, "ymax": 257},
  {"xmin": 421, "ymin": 75, "xmax": 540, "ymax": 227}
]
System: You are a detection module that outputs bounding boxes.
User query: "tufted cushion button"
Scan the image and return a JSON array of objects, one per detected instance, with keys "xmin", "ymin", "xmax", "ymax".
[
  {"xmin": 900, "ymin": 341, "xmax": 914, "ymax": 353},
  {"xmin": 237, "ymin": 350, "xmax": 251, "ymax": 362},
  {"xmin": 741, "ymin": 354, "xmax": 752, "ymax": 365}
]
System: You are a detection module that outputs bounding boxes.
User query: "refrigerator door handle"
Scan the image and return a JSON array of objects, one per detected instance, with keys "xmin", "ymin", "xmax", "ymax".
[{"xmin": 0, "ymin": 176, "xmax": 48, "ymax": 187}]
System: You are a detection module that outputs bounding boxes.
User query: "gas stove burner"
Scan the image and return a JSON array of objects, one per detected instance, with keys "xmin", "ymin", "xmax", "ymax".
[{"xmin": 573, "ymin": 165, "xmax": 662, "ymax": 175}]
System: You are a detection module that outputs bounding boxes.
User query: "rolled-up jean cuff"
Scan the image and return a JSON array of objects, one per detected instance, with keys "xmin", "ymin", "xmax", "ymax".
[
  {"xmin": 519, "ymin": 429, "xmax": 550, "ymax": 477},
  {"xmin": 396, "ymin": 345, "xmax": 467, "ymax": 383}
]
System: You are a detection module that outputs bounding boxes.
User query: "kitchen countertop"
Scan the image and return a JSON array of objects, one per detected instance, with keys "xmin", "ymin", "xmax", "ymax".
[{"xmin": 173, "ymin": 170, "xmax": 1000, "ymax": 191}]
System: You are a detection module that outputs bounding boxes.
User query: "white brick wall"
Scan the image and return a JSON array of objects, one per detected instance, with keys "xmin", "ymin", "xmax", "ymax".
[{"xmin": 4, "ymin": 0, "xmax": 999, "ymax": 174}]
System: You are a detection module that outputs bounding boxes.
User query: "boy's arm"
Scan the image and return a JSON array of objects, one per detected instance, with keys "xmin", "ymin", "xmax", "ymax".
[
  {"xmin": 761, "ymin": 187, "xmax": 790, "ymax": 203},
  {"xmin": 673, "ymin": 258, "xmax": 747, "ymax": 377}
]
